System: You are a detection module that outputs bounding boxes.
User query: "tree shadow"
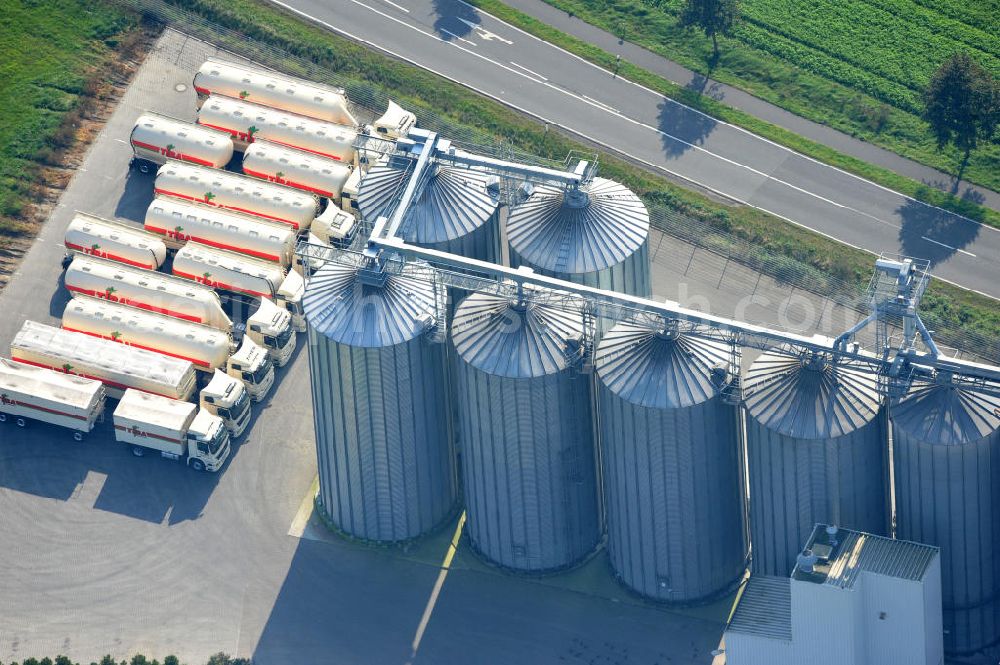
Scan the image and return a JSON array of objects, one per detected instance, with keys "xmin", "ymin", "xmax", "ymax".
[
  {"xmin": 431, "ymin": 0, "xmax": 480, "ymax": 41},
  {"xmin": 658, "ymin": 98, "xmax": 718, "ymax": 159},
  {"xmin": 897, "ymin": 196, "xmax": 981, "ymax": 266}
]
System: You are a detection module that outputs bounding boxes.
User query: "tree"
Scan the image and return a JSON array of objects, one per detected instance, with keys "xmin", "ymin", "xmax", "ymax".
[
  {"xmin": 923, "ymin": 53, "xmax": 1000, "ymax": 173},
  {"xmin": 678, "ymin": 0, "xmax": 740, "ymax": 60}
]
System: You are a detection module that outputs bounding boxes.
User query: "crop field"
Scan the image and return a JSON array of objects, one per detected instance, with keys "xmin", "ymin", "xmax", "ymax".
[
  {"xmin": 540, "ymin": 0, "xmax": 1000, "ymax": 191},
  {"xmin": 0, "ymin": 0, "xmax": 133, "ymax": 236}
]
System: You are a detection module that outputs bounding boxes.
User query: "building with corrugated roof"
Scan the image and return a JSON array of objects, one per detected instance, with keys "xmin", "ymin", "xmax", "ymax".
[{"xmin": 724, "ymin": 523, "xmax": 943, "ymax": 665}]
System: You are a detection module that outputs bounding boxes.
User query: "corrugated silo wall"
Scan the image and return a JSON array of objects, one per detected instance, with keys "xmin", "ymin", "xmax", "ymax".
[
  {"xmin": 599, "ymin": 386, "xmax": 748, "ymax": 601},
  {"xmin": 746, "ymin": 411, "xmax": 888, "ymax": 576},
  {"xmin": 454, "ymin": 360, "xmax": 601, "ymax": 571},
  {"xmin": 509, "ymin": 238, "xmax": 651, "ymax": 299},
  {"xmin": 893, "ymin": 427, "xmax": 1000, "ymax": 654},
  {"xmin": 307, "ymin": 325, "xmax": 458, "ymax": 542},
  {"xmin": 428, "ymin": 209, "xmax": 501, "ymax": 314}
]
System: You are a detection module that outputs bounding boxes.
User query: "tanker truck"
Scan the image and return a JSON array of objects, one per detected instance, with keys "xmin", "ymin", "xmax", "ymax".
[
  {"xmin": 242, "ymin": 139, "xmax": 361, "ymax": 213},
  {"xmin": 371, "ymin": 100, "xmax": 417, "ymax": 139},
  {"xmin": 173, "ymin": 242, "xmax": 306, "ymax": 332},
  {"xmin": 144, "ymin": 196, "xmax": 296, "ymax": 266},
  {"xmin": 0, "ymin": 357, "xmax": 106, "ymax": 441},
  {"xmin": 63, "ymin": 212, "xmax": 168, "ymax": 270},
  {"xmin": 193, "ymin": 58, "xmax": 357, "ymax": 126},
  {"xmin": 64, "ymin": 255, "xmax": 295, "ymax": 366},
  {"xmin": 10, "ymin": 321, "xmax": 265, "ymax": 426},
  {"xmin": 12, "ymin": 320, "xmax": 198, "ymax": 401},
  {"xmin": 129, "ymin": 112, "xmax": 235, "ymax": 173},
  {"xmin": 197, "ymin": 94, "xmax": 357, "ymax": 163},
  {"xmin": 113, "ymin": 389, "xmax": 230, "ymax": 472},
  {"xmin": 154, "ymin": 160, "xmax": 318, "ymax": 231}
]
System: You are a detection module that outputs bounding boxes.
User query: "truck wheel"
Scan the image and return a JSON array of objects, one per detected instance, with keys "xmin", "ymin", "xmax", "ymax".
[
  {"xmin": 191, "ymin": 459, "xmax": 206, "ymax": 472},
  {"xmin": 131, "ymin": 445, "xmax": 145, "ymax": 457},
  {"xmin": 15, "ymin": 417, "xmax": 26, "ymax": 428},
  {"xmin": 0, "ymin": 413, "xmax": 6, "ymax": 423},
  {"xmin": 73, "ymin": 431, "xmax": 84, "ymax": 442}
]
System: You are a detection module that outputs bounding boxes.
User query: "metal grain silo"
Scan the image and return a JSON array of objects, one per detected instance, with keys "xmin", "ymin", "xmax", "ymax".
[
  {"xmin": 304, "ymin": 255, "xmax": 458, "ymax": 542},
  {"xmin": 357, "ymin": 159, "xmax": 500, "ymax": 262},
  {"xmin": 451, "ymin": 289, "xmax": 600, "ymax": 571},
  {"xmin": 743, "ymin": 351, "xmax": 888, "ymax": 577},
  {"xmin": 595, "ymin": 319, "xmax": 747, "ymax": 602},
  {"xmin": 507, "ymin": 177, "xmax": 651, "ymax": 297},
  {"xmin": 892, "ymin": 376, "xmax": 1000, "ymax": 655}
]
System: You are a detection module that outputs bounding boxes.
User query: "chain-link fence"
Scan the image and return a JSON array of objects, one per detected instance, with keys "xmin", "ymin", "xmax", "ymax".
[{"xmin": 109, "ymin": 0, "xmax": 999, "ymax": 363}]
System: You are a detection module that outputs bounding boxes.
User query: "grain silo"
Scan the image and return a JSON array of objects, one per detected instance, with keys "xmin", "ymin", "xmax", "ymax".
[
  {"xmin": 743, "ymin": 351, "xmax": 888, "ymax": 577},
  {"xmin": 303, "ymin": 255, "xmax": 458, "ymax": 542},
  {"xmin": 451, "ymin": 288, "xmax": 600, "ymax": 571},
  {"xmin": 507, "ymin": 177, "xmax": 651, "ymax": 297},
  {"xmin": 595, "ymin": 319, "xmax": 747, "ymax": 602},
  {"xmin": 892, "ymin": 375, "xmax": 1000, "ymax": 655},
  {"xmin": 357, "ymin": 159, "xmax": 501, "ymax": 262}
]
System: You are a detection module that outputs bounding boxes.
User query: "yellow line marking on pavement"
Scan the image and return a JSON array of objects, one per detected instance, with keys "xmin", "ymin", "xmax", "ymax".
[
  {"xmin": 406, "ymin": 512, "xmax": 466, "ymax": 664},
  {"xmin": 287, "ymin": 475, "xmax": 319, "ymax": 538}
]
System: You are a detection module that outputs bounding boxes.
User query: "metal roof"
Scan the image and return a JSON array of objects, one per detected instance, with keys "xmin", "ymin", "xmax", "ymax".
[
  {"xmin": 357, "ymin": 163, "xmax": 499, "ymax": 244},
  {"xmin": 743, "ymin": 352, "xmax": 882, "ymax": 438},
  {"xmin": 451, "ymin": 289, "xmax": 583, "ymax": 378},
  {"xmin": 303, "ymin": 257, "xmax": 440, "ymax": 348},
  {"xmin": 594, "ymin": 319, "xmax": 730, "ymax": 409},
  {"xmin": 891, "ymin": 378, "xmax": 1000, "ymax": 445},
  {"xmin": 726, "ymin": 576, "xmax": 792, "ymax": 641},
  {"xmin": 506, "ymin": 177, "xmax": 649, "ymax": 275},
  {"xmin": 795, "ymin": 524, "xmax": 939, "ymax": 588}
]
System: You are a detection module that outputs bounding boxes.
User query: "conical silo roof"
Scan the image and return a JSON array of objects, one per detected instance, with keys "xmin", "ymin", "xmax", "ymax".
[
  {"xmin": 595, "ymin": 319, "xmax": 730, "ymax": 409},
  {"xmin": 743, "ymin": 352, "xmax": 881, "ymax": 439},
  {"xmin": 892, "ymin": 378, "xmax": 1000, "ymax": 445},
  {"xmin": 507, "ymin": 177, "xmax": 649, "ymax": 275},
  {"xmin": 451, "ymin": 290, "xmax": 583, "ymax": 378},
  {"xmin": 357, "ymin": 162, "xmax": 499, "ymax": 245},
  {"xmin": 303, "ymin": 257, "xmax": 439, "ymax": 348}
]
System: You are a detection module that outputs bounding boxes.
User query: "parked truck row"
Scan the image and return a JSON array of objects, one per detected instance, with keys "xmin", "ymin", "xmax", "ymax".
[{"xmin": 5, "ymin": 57, "xmax": 421, "ymax": 473}]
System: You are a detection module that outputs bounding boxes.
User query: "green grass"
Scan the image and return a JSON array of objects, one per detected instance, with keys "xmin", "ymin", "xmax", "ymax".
[
  {"xmin": 0, "ymin": 0, "xmax": 134, "ymax": 238},
  {"xmin": 467, "ymin": 0, "xmax": 1000, "ymax": 231},
  {"xmin": 498, "ymin": 0, "xmax": 1000, "ymax": 196}
]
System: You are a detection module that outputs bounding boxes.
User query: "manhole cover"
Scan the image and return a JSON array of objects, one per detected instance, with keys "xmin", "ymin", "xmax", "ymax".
[{"xmin": 175, "ymin": 83, "xmax": 187, "ymax": 92}]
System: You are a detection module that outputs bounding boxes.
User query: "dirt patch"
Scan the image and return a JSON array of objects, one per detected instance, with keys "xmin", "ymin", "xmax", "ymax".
[{"xmin": 0, "ymin": 21, "xmax": 163, "ymax": 291}]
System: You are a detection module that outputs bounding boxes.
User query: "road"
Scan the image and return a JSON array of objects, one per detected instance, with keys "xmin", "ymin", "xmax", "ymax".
[{"xmin": 271, "ymin": 0, "xmax": 1000, "ymax": 299}]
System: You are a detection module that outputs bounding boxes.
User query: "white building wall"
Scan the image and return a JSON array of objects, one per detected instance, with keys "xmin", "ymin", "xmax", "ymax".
[
  {"xmin": 922, "ymin": 558, "xmax": 945, "ymax": 665},
  {"xmin": 863, "ymin": 574, "xmax": 926, "ymax": 664},
  {"xmin": 723, "ymin": 633, "xmax": 794, "ymax": 665},
  {"xmin": 791, "ymin": 579, "xmax": 864, "ymax": 665}
]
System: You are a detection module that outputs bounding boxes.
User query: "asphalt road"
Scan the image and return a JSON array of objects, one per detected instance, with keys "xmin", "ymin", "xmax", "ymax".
[
  {"xmin": 271, "ymin": 0, "xmax": 1000, "ymax": 299},
  {"xmin": 0, "ymin": 29, "xmax": 731, "ymax": 664}
]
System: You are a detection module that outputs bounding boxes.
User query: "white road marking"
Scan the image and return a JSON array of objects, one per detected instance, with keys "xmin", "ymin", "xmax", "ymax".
[
  {"xmin": 439, "ymin": 28, "xmax": 476, "ymax": 46},
  {"xmin": 581, "ymin": 94, "xmax": 617, "ymax": 113},
  {"xmin": 457, "ymin": 17, "xmax": 513, "ymax": 44},
  {"xmin": 378, "ymin": 0, "xmax": 410, "ymax": 12},
  {"xmin": 113, "ymin": 138, "xmax": 128, "ymax": 144},
  {"xmin": 509, "ymin": 61, "xmax": 548, "ymax": 81},
  {"xmin": 265, "ymin": 0, "xmax": 997, "ymax": 300},
  {"xmin": 921, "ymin": 235, "xmax": 977, "ymax": 258}
]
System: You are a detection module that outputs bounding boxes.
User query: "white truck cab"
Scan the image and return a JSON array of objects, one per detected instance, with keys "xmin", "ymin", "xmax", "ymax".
[
  {"xmin": 313, "ymin": 205, "xmax": 357, "ymax": 247},
  {"xmin": 113, "ymin": 389, "xmax": 231, "ymax": 472},
  {"xmin": 277, "ymin": 270, "xmax": 306, "ymax": 332},
  {"xmin": 339, "ymin": 169, "xmax": 362, "ymax": 212},
  {"xmin": 370, "ymin": 101, "xmax": 416, "ymax": 139},
  {"xmin": 227, "ymin": 338, "xmax": 274, "ymax": 402},
  {"xmin": 200, "ymin": 370, "xmax": 252, "ymax": 437},
  {"xmin": 245, "ymin": 297, "xmax": 296, "ymax": 366}
]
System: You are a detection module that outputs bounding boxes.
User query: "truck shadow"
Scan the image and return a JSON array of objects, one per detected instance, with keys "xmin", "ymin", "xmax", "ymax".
[
  {"xmin": 0, "ymin": 414, "xmax": 220, "ymax": 524},
  {"xmin": 113, "ymin": 167, "xmax": 155, "ymax": 222}
]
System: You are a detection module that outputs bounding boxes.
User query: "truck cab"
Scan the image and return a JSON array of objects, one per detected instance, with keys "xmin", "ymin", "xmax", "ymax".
[
  {"xmin": 339, "ymin": 169, "xmax": 361, "ymax": 212},
  {"xmin": 370, "ymin": 101, "xmax": 416, "ymax": 139},
  {"xmin": 200, "ymin": 369, "xmax": 251, "ymax": 437},
  {"xmin": 227, "ymin": 337, "xmax": 274, "ymax": 402},
  {"xmin": 313, "ymin": 205, "xmax": 357, "ymax": 248},
  {"xmin": 245, "ymin": 297, "xmax": 296, "ymax": 366},
  {"xmin": 185, "ymin": 410, "xmax": 231, "ymax": 472},
  {"xmin": 277, "ymin": 270, "xmax": 306, "ymax": 332}
]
